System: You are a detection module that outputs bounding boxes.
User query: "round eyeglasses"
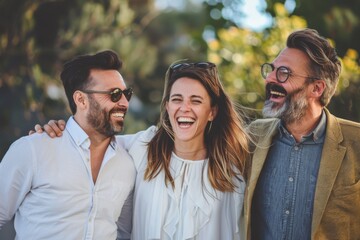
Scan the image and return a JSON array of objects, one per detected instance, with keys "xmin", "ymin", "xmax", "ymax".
[
  {"xmin": 82, "ymin": 87, "xmax": 133, "ymax": 102},
  {"xmin": 261, "ymin": 63, "xmax": 320, "ymax": 83}
]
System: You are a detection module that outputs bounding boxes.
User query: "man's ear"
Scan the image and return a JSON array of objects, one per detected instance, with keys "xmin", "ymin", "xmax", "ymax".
[
  {"xmin": 311, "ymin": 79, "xmax": 326, "ymax": 97},
  {"xmin": 73, "ymin": 91, "xmax": 87, "ymax": 110}
]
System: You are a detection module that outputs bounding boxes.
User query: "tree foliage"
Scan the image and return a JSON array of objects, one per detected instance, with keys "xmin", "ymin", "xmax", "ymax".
[
  {"xmin": 264, "ymin": 0, "xmax": 360, "ymax": 59},
  {"xmin": 208, "ymin": 3, "xmax": 360, "ymax": 121},
  {"xmin": 0, "ymin": 0, "xmax": 359, "ymax": 162},
  {"xmin": 0, "ymin": 0, "xmax": 212, "ymax": 159}
]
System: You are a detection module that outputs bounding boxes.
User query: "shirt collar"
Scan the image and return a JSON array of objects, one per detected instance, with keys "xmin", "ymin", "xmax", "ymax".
[
  {"xmin": 279, "ymin": 110, "xmax": 327, "ymax": 143},
  {"xmin": 66, "ymin": 116, "xmax": 117, "ymax": 150},
  {"xmin": 309, "ymin": 111, "xmax": 326, "ymax": 142},
  {"xmin": 66, "ymin": 116, "xmax": 90, "ymax": 149}
]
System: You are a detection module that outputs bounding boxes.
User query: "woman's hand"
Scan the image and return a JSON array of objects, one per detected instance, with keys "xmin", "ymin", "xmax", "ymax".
[{"xmin": 29, "ymin": 119, "xmax": 66, "ymax": 138}]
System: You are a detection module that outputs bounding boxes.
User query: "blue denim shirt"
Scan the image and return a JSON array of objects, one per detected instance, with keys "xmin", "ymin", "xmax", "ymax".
[{"xmin": 251, "ymin": 112, "xmax": 326, "ymax": 240}]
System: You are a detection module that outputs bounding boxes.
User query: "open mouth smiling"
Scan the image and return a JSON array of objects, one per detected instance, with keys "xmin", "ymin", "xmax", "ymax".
[
  {"xmin": 177, "ymin": 117, "xmax": 195, "ymax": 127},
  {"xmin": 111, "ymin": 112, "xmax": 125, "ymax": 118},
  {"xmin": 110, "ymin": 108, "xmax": 127, "ymax": 119},
  {"xmin": 266, "ymin": 83, "xmax": 287, "ymax": 100}
]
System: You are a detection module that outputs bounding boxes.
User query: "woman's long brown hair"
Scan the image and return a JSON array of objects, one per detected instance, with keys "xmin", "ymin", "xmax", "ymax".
[{"xmin": 145, "ymin": 62, "xmax": 250, "ymax": 192}]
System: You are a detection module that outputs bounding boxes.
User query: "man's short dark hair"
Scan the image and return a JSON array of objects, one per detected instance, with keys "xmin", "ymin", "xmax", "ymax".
[{"xmin": 61, "ymin": 50, "xmax": 122, "ymax": 114}]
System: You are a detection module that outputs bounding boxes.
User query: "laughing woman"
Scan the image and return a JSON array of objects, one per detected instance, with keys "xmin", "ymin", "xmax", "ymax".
[
  {"xmin": 120, "ymin": 61, "xmax": 249, "ymax": 239},
  {"xmin": 34, "ymin": 61, "xmax": 250, "ymax": 240}
]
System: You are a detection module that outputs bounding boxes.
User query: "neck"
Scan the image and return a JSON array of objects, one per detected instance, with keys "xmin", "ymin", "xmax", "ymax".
[
  {"xmin": 285, "ymin": 107, "xmax": 323, "ymax": 142},
  {"xmin": 174, "ymin": 141, "xmax": 207, "ymax": 160},
  {"xmin": 174, "ymin": 148, "xmax": 207, "ymax": 160},
  {"xmin": 73, "ymin": 115, "xmax": 111, "ymax": 147}
]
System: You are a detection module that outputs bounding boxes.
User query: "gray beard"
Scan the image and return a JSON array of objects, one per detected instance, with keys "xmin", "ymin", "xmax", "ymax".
[{"xmin": 262, "ymin": 87, "xmax": 308, "ymax": 124}]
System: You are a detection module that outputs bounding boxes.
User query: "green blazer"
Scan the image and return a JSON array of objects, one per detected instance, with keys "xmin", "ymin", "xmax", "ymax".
[{"xmin": 244, "ymin": 108, "xmax": 360, "ymax": 240}]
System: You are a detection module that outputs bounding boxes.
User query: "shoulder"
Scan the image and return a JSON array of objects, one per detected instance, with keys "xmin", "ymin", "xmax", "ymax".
[
  {"xmin": 326, "ymin": 110, "xmax": 360, "ymax": 141},
  {"xmin": 247, "ymin": 118, "xmax": 280, "ymax": 138},
  {"xmin": 4, "ymin": 136, "xmax": 31, "ymax": 157},
  {"xmin": 116, "ymin": 125, "xmax": 157, "ymax": 150},
  {"xmin": 116, "ymin": 126, "xmax": 157, "ymax": 170},
  {"xmin": 336, "ymin": 117, "xmax": 360, "ymax": 129},
  {"xmin": 136, "ymin": 125, "xmax": 158, "ymax": 142},
  {"xmin": 7, "ymin": 132, "xmax": 59, "ymax": 153},
  {"xmin": 1, "ymin": 133, "xmax": 55, "ymax": 169},
  {"xmin": 334, "ymin": 117, "xmax": 360, "ymax": 141}
]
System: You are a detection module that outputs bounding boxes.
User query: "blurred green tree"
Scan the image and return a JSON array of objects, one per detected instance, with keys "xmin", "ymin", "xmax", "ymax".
[
  {"xmin": 264, "ymin": 0, "xmax": 360, "ymax": 59},
  {"xmin": 0, "ymin": 0, "xmax": 218, "ymax": 159},
  {"xmin": 207, "ymin": 3, "xmax": 360, "ymax": 122},
  {"xmin": 0, "ymin": 0, "xmax": 359, "ymax": 162}
]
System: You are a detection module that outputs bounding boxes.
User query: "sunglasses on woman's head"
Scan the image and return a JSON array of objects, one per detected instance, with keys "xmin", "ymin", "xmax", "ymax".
[
  {"xmin": 82, "ymin": 87, "xmax": 133, "ymax": 102},
  {"xmin": 170, "ymin": 62, "xmax": 216, "ymax": 75}
]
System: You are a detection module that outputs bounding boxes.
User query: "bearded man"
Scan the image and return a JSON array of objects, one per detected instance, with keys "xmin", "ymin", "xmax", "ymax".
[
  {"xmin": 0, "ymin": 50, "xmax": 135, "ymax": 239},
  {"xmin": 244, "ymin": 28, "xmax": 360, "ymax": 240}
]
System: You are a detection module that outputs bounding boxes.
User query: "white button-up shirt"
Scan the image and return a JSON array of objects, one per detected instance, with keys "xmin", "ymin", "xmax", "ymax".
[{"xmin": 0, "ymin": 117, "xmax": 136, "ymax": 240}]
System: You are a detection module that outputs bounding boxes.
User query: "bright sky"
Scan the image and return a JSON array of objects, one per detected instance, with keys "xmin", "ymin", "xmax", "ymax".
[
  {"xmin": 240, "ymin": 0, "xmax": 272, "ymax": 31},
  {"xmin": 155, "ymin": 0, "xmax": 273, "ymax": 31}
]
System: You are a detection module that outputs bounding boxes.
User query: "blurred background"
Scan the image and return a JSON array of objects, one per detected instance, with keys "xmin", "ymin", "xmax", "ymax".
[
  {"xmin": 0, "ymin": 0, "xmax": 359, "ymax": 237},
  {"xmin": 1, "ymin": 0, "xmax": 360, "ymax": 160}
]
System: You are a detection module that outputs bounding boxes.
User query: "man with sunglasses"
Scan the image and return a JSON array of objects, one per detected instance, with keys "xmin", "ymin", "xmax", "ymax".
[
  {"xmin": 0, "ymin": 50, "xmax": 136, "ymax": 239},
  {"xmin": 244, "ymin": 28, "xmax": 360, "ymax": 239}
]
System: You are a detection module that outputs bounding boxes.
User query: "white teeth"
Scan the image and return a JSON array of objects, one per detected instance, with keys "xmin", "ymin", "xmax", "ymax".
[
  {"xmin": 112, "ymin": 112, "xmax": 124, "ymax": 118},
  {"xmin": 270, "ymin": 90, "xmax": 285, "ymax": 97},
  {"xmin": 177, "ymin": 117, "xmax": 194, "ymax": 123}
]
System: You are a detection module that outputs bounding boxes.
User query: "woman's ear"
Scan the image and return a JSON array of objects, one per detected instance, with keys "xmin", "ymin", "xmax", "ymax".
[
  {"xmin": 165, "ymin": 101, "xmax": 169, "ymax": 112},
  {"xmin": 209, "ymin": 105, "xmax": 218, "ymax": 121}
]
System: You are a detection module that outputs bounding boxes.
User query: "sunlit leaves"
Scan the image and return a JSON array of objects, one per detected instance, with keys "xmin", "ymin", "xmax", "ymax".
[
  {"xmin": 208, "ymin": 2, "xmax": 359, "ymax": 120},
  {"xmin": 337, "ymin": 49, "xmax": 360, "ymax": 92}
]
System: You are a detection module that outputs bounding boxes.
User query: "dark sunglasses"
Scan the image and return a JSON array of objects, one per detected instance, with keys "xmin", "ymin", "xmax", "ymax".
[
  {"xmin": 82, "ymin": 87, "xmax": 133, "ymax": 102},
  {"xmin": 261, "ymin": 63, "xmax": 320, "ymax": 83},
  {"xmin": 170, "ymin": 61, "xmax": 216, "ymax": 75}
]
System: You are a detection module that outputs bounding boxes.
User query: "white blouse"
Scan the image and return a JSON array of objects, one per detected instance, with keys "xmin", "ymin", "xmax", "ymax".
[{"xmin": 118, "ymin": 126, "xmax": 245, "ymax": 240}]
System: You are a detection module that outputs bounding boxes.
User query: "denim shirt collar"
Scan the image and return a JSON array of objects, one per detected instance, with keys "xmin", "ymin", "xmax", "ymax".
[{"xmin": 279, "ymin": 110, "xmax": 327, "ymax": 144}]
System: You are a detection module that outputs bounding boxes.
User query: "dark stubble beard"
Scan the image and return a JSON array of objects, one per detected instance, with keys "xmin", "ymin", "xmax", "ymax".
[
  {"xmin": 87, "ymin": 96, "xmax": 124, "ymax": 137},
  {"xmin": 262, "ymin": 85, "xmax": 309, "ymax": 124}
]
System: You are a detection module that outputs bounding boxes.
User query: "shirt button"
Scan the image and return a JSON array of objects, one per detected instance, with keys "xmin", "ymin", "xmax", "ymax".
[
  {"xmin": 294, "ymin": 146, "xmax": 299, "ymax": 150},
  {"xmin": 289, "ymin": 177, "xmax": 294, "ymax": 182},
  {"xmin": 285, "ymin": 210, "xmax": 290, "ymax": 215}
]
